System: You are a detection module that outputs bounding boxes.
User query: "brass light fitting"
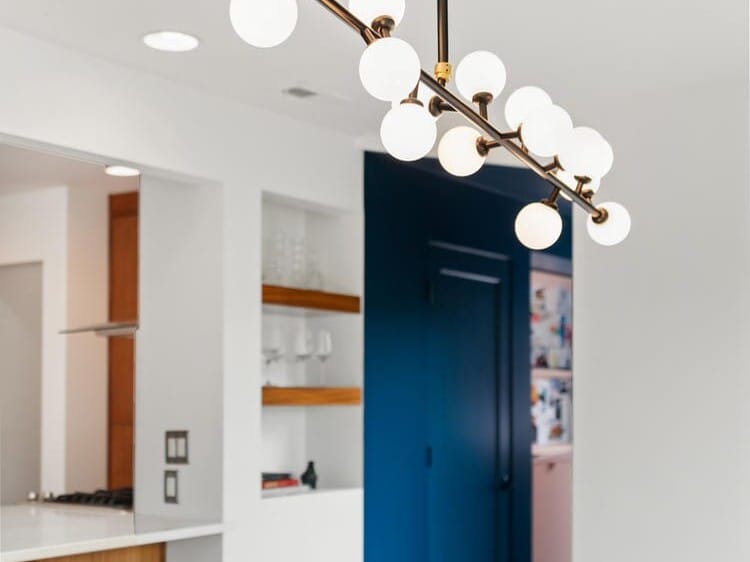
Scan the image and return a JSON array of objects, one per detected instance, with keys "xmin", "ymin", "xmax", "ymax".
[{"xmin": 239, "ymin": 0, "xmax": 623, "ymax": 237}]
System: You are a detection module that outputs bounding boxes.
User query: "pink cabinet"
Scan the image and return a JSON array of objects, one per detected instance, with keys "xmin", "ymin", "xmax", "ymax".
[{"xmin": 533, "ymin": 454, "xmax": 572, "ymax": 562}]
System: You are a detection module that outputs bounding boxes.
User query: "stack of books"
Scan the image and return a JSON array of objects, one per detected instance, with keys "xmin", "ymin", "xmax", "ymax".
[{"xmin": 261, "ymin": 472, "xmax": 311, "ymax": 498}]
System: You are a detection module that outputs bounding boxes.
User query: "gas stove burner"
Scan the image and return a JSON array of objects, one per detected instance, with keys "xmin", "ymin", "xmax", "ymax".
[{"xmin": 53, "ymin": 487, "xmax": 133, "ymax": 509}]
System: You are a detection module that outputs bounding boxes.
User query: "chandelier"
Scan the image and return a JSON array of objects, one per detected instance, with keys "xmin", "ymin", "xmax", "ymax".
[{"xmin": 229, "ymin": 0, "xmax": 631, "ymax": 249}]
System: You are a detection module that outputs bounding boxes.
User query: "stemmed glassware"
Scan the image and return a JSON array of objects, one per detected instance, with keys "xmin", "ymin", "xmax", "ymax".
[
  {"xmin": 262, "ymin": 327, "xmax": 334, "ymax": 387},
  {"xmin": 262, "ymin": 328, "xmax": 285, "ymax": 385},
  {"xmin": 294, "ymin": 329, "xmax": 314, "ymax": 362},
  {"xmin": 315, "ymin": 330, "xmax": 333, "ymax": 386}
]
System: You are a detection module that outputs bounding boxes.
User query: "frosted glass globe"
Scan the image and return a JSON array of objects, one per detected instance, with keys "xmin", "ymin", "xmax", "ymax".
[
  {"xmin": 438, "ymin": 126, "xmax": 486, "ymax": 177},
  {"xmin": 515, "ymin": 202, "xmax": 563, "ymax": 250},
  {"xmin": 521, "ymin": 104, "xmax": 573, "ymax": 157},
  {"xmin": 380, "ymin": 103, "xmax": 437, "ymax": 161},
  {"xmin": 455, "ymin": 51, "xmax": 507, "ymax": 102},
  {"xmin": 504, "ymin": 86, "xmax": 552, "ymax": 130},
  {"xmin": 349, "ymin": 0, "xmax": 405, "ymax": 26},
  {"xmin": 230, "ymin": 0, "xmax": 298, "ymax": 48},
  {"xmin": 587, "ymin": 202, "xmax": 631, "ymax": 246},
  {"xmin": 359, "ymin": 37, "xmax": 420, "ymax": 101},
  {"xmin": 558, "ymin": 127, "xmax": 614, "ymax": 179}
]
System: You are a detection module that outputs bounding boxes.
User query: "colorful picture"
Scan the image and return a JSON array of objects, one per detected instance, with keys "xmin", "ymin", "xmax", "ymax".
[
  {"xmin": 530, "ymin": 270, "xmax": 572, "ymax": 370},
  {"xmin": 531, "ymin": 378, "xmax": 572, "ymax": 445}
]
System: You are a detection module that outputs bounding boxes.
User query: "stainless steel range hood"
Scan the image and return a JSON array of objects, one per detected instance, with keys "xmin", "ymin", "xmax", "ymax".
[{"xmin": 59, "ymin": 321, "xmax": 138, "ymax": 338}]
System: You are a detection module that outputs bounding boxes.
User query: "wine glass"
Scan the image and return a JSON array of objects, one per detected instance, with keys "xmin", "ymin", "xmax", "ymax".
[
  {"xmin": 315, "ymin": 330, "xmax": 333, "ymax": 386},
  {"xmin": 294, "ymin": 329, "xmax": 314, "ymax": 362},
  {"xmin": 262, "ymin": 328, "xmax": 285, "ymax": 386}
]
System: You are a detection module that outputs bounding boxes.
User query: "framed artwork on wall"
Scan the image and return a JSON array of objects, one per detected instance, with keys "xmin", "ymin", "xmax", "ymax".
[
  {"xmin": 530, "ymin": 270, "xmax": 572, "ymax": 371},
  {"xmin": 530, "ymin": 266, "xmax": 573, "ymax": 447}
]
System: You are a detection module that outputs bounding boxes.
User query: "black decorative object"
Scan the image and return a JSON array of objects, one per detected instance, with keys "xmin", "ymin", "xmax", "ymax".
[{"xmin": 301, "ymin": 461, "xmax": 318, "ymax": 490}]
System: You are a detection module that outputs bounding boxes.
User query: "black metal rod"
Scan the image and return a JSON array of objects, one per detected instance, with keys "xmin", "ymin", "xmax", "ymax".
[
  {"xmin": 313, "ymin": 0, "xmax": 603, "ymax": 218},
  {"xmin": 315, "ymin": 0, "xmax": 376, "ymax": 41},
  {"xmin": 438, "ymin": 0, "xmax": 449, "ymax": 63},
  {"xmin": 420, "ymin": 71, "xmax": 601, "ymax": 215}
]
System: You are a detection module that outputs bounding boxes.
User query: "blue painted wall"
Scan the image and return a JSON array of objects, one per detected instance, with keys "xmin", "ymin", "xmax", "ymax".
[{"xmin": 364, "ymin": 152, "xmax": 571, "ymax": 562}]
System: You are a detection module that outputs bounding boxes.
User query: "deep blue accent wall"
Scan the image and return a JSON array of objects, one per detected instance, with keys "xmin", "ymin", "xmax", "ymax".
[{"xmin": 364, "ymin": 152, "xmax": 571, "ymax": 562}]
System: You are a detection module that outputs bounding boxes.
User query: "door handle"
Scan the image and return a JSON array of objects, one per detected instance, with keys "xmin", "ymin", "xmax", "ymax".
[{"xmin": 497, "ymin": 474, "xmax": 512, "ymax": 491}]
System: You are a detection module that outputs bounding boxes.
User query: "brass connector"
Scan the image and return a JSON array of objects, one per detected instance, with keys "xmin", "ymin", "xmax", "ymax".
[
  {"xmin": 371, "ymin": 16, "xmax": 395, "ymax": 36},
  {"xmin": 434, "ymin": 62, "xmax": 452, "ymax": 84},
  {"xmin": 592, "ymin": 206, "xmax": 609, "ymax": 224}
]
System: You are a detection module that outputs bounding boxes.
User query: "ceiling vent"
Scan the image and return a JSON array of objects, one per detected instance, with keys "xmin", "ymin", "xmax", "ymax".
[{"xmin": 283, "ymin": 87, "xmax": 318, "ymax": 99}]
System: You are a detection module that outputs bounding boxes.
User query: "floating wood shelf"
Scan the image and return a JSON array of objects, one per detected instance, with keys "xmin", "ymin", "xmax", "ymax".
[
  {"xmin": 263, "ymin": 386, "xmax": 362, "ymax": 406},
  {"xmin": 262, "ymin": 285, "xmax": 361, "ymax": 314},
  {"xmin": 531, "ymin": 368, "xmax": 572, "ymax": 381},
  {"xmin": 532, "ymin": 443, "xmax": 572, "ymax": 463}
]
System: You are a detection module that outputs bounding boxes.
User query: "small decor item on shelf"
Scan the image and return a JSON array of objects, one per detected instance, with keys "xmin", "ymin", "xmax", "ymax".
[
  {"xmin": 262, "ymin": 477, "xmax": 300, "ymax": 489},
  {"xmin": 263, "ymin": 232, "xmax": 288, "ymax": 285},
  {"xmin": 305, "ymin": 250, "xmax": 325, "ymax": 291},
  {"xmin": 315, "ymin": 330, "xmax": 333, "ymax": 385},
  {"xmin": 294, "ymin": 329, "xmax": 314, "ymax": 362},
  {"xmin": 300, "ymin": 461, "xmax": 318, "ymax": 490},
  {"xmin": 530, "ymin": 270, "xmax": 572, "ymax": 370},
  {"xmin": 289, "ymin": 236, "xmax": 308, "ymax": 287},
  {"xmin": 531, "ymin": 378, "xmax": 572, "ymax": 445},
  {"xmin": 263, "ymin": 230, "xmax": 327, "ymax": 290},
  {"xmin": 262, "ymin": 327, "xmax": 285, "ymax": 366}
]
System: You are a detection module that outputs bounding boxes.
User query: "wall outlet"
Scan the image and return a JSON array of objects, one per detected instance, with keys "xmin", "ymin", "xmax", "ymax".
[
  {"xmin": 164, "ymin": 470, "xmax": 179, "ymax": 504},
  {"xmin": 165, "ymin": 430, "xmax": 189, "ymax": 464}
]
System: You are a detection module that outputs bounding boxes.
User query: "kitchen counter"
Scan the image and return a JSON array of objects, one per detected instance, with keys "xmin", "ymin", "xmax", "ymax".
[{"xmin": 1, "ymin": 504, "xmax": 223, "ymax": 562}]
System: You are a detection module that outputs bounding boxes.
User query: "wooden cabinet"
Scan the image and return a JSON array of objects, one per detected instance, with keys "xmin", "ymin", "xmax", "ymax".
[
  {"xmin": 37, "ymin": 544, "xmax": 163, "ymax": 562},
  {"xmin": 108, "ymin": 192, "xmax": 138, "ymax": 489}
]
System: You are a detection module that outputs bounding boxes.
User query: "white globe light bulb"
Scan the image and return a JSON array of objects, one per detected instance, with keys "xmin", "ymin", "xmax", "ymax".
[
  {"xmin": 359, "ymin": 37, "xmax": 420, "ymax": 102},
  {"xmin": 438, "ymin": 126, "xmax": 486, "ymax": 177},
  {"xmin": 349, "ymin": 0, "xmax": 406, "ymax": 26},
  {"xmin": 230, "ymin": 0, "xmax": 298, "ymax": 48},
  {"xmin": 380, "ymin": 103, "xmax": 437, "ymax": 161},
  {"xmin": 520, "ymin": 104, "xmax": 573, "ymax": 157},
  {"xmin": 587, "ymin": 202, "xmax": 630, "ymax": 246},
  {"xmin": 558, "ymin": 127, "xmax": 614, "ymax": 179},
  {"xmin": 505, "ymin": 86, "xmax": 552, "ymax": 131},
  {"xmin": 515, "ymin": 202, "xmax": 563, "ymax": 250},
  {"xmin": 455, "ymin": 51, "xmax": 507, "ymax": 102}
]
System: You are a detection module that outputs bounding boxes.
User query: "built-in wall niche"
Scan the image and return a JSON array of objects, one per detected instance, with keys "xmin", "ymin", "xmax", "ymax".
[{"xmin": 260, "ymin": 194, "xmax": 363, "ymax": 498}]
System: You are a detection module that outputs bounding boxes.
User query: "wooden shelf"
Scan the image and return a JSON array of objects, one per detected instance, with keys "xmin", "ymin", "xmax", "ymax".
[
  {"xmin": 532, "ymin": 443, "xmax": 572, "ymax": 463},
  {"xmin": 262, "ymin": 285, "xmax": 361, "ymax": 314},
  {"xmin": 532, "ymin": 368, "xmax": 572, "ymax": 381},
  {"xmin": 262, "ymin": 386, "xmax": 362, "ymax": 406}
]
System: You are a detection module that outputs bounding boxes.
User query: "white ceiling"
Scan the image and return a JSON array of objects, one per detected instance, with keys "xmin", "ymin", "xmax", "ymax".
[
  {"xmin": 0, "ymin": 144, "xmax": 138, "ymax": 196},
  {"xmin": 0, "ymin": 0, "xmax": 743, "ymax": 138}
]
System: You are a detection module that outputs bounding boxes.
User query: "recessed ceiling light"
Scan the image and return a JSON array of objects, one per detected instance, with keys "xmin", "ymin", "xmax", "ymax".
[
  {"xmin": 105, "ymin": 165, "xmax": 141, "ymax": 177},
  {"xmin": 142, "ymin": 31, "xmax": 200, "ymax": 52}
]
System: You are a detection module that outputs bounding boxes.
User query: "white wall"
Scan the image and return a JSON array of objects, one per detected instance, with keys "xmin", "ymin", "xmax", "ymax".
[
  {"xmin": 136, "ymin": 177, "xmax": 223, "ymax": 522},
  {"xmin": 0, "ymin": 24, "xmax": 361, "ymax": 561},
  {"xmin": 0, "ymin": 262, "xmax": 42, "ymax": 504},
  {"xmin": 573, "ymin": 77, "xmax": 750, "ymax": 562},
  {"xmin": 0, "ymin": 185, "xmax": 109, "ymax": 497},
  {"xmin": 65, "ymin": 184, "xmax": 108, "ymax": 493},
  {"xmin": 0, "ymin": 187, "xmax": 68, "ymax": 495}
]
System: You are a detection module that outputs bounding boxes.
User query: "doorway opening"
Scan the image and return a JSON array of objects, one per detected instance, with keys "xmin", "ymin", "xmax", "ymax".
[{"xmin": 364, "ymin": 152, "xmax": 572, "ymax": 562}]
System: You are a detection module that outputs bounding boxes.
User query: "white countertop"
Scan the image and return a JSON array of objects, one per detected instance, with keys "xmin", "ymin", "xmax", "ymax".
[{"xmin": 1, "ymin": 504, "xmax": 223, "ymax": 562}]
